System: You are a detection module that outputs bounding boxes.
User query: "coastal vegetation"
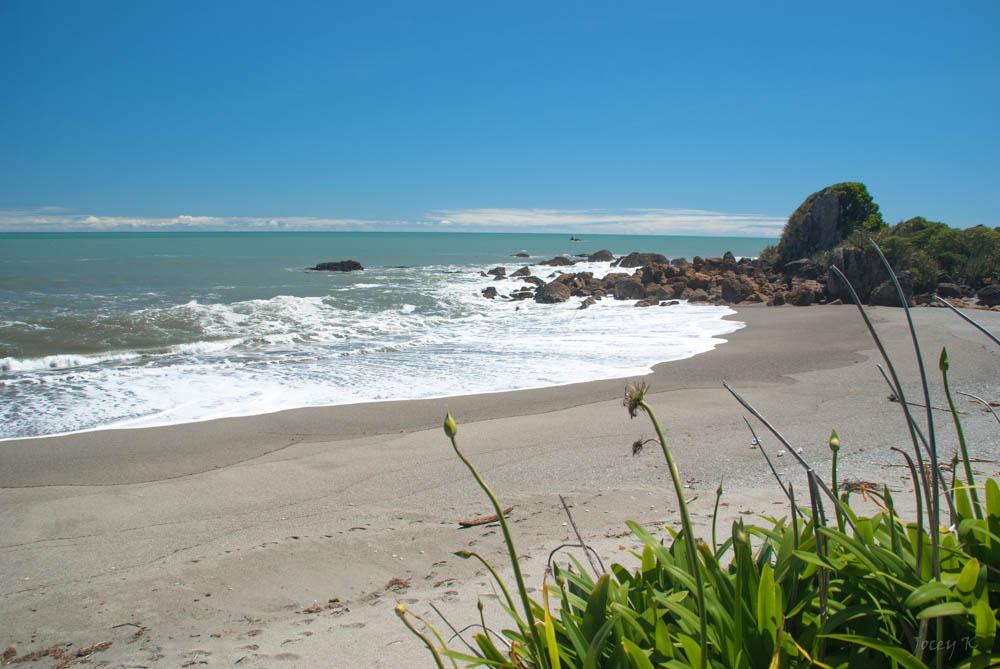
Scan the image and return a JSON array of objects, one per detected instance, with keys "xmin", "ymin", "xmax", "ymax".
[
  {"xmin": 763, "ymin": 183, "xmax": 1000, "ymax": 297},
  {"xmin": 398, "ymin": 241, "xmax": 1000, "ymax": 667}
]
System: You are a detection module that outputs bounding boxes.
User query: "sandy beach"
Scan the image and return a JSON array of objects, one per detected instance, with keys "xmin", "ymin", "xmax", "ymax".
[{"xmin": 2, "ymin": 305, "xmax": 998, "ymax": 668}]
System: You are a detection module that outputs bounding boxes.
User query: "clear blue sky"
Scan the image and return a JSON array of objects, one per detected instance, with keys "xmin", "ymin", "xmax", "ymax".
[{"xmin": 1, "ymin": 1, "xmax": 997, "ymax": 234}]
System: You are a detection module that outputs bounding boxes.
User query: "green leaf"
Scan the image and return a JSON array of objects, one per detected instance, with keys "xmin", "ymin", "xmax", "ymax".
[
  {"xmin": 916, "ymin": 601, "xmax": 967, "ymax": 620},
  {"xmin": 581, "ymin": 574, "xmax": 610, "ymax": 641},
  {"xmin": 621, "ymin": 638, "xmax": 655, "ymax": 669},
  {"xmin": 905, "ymin": 581, "xmax": 951, "ymax": 609},
  {"xmin": 822, "ymin": 633, "xmax": 928, "ymax": 669}
]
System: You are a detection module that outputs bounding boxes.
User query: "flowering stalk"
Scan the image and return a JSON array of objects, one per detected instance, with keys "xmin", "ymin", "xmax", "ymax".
[{"xmin": 625, "ymin": 383, "xmax": 708, "ymax": 669}]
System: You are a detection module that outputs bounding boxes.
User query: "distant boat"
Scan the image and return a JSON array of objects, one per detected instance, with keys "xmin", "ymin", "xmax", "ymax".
[{"xmin": 569, "ymin": 235, "xmax": 581, "ymax": 242}]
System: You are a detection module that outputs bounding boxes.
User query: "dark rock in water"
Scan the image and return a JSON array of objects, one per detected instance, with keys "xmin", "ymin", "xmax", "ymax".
[
  {"xmin": 510, "ymin": 289, "xmax": 534, "ymax": 301},
  {"xmin": 614, "ymin": 252, "xmax": 668, "ymax": 268},
  {"xmin": 521, "ymin": 276, "xmax": 545, "ymax": 287},
  {"xmin": 311, "ymin": 260, "xmax": 363, "ymax": 272},
  {"xmin": 575, "ymin": 253, "xmax": 589, "ymax": 258},
  {"xmin": 512, "ymin": 252, "xmax": 530, "ymax": 258},
  {"xmin": 587, "ymin": 249, "xmax": 614, "ymax": 262},
  {"xmin": 660, "ymin": 300, "xmax": 680, "ymax": 306},
  {"xmin": 510, "ymin": 266, "xmax": 531, "ymax": 278},
  {"xmin": 976, "ymin": 284, "xmax": 1000, "ymax": 306},
  {"xmin": 481, "ymin": 286, "xmax": 498, "ymax": 299},
  {"xmin": 486, "ymin": 266, "xmax": 506, "ymax": 277},
  {"xmin": 579, "ymin": 296, "xmax": 597, "ymax": 310},
  {"xmin": 539, "ymin": 256, "xmax": 575, "ymax": 266},
  {"xmin": 613, "ymin": 279, "xmax": 646, "ymax": 300},
  {"xmin": 935, "ymin": 282, "xmax": 964, "ymax": 298},
  {"xmin": 634, "ymin": 299, "xmax": 655, "ymax": 307},
  {"xmin": 534, "ymin": 280, "xmax": 572, "ymax": 303}
]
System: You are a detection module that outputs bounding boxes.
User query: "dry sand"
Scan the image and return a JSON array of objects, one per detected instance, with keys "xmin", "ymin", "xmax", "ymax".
[{"xmin": 1, "ymin": 305, "xmax": 998, "ymax": 667}]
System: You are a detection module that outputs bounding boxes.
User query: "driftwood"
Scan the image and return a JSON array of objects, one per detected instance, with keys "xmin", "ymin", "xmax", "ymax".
[{"xmin": 458, "ymin": 506, "xmax": 513, "ymax": 528}]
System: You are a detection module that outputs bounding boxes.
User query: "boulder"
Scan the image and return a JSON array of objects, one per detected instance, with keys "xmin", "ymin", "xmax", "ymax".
[
  {"xmin": 510, "ymin": 289, "xmax": 534, "ymax": 301},
  {"xmin": 688, "ymin": 289, "xmax": 709, "ymax": 302},
  {"xmin": 579, "ymin": 296, "xmax": 597, "ymax": 310},
  {"xmin": 827, "ymin": 247, "xmax": 889, "ymax": 304},
  {"xmin": 722, "ymin": 251, "xmax": 737, "ymax": 265},
  {"xmin": 486, "ymin": 266, "xmax": 506, "ymax": 278},
  {"xmin": 613, "ymin": 279, "xmax": 646, "ymax": 300},
  {"xmin": 670, "ymin": 257, "xmax": 688, "ymax": 268},
  {"xmin": 776, "ymin": 182, "xmax": 882, "ymax": 263},
  {"xmin": 783, "ymin": 258, "xmax": 820, "ymax": 280},
  {"xmin": 481, "ymin": 286, "xmax": 498, "ymax": 299},
  {"xmin": 614, "ymin": 252, "xmax": 669, "ymax": 268},
  {"xmin": 512, "ymin": 252, "xmax": 530, "ymax": 258},
  {"xmin": 789, "ymin": 285, "xmax": 815, "ymax": 306},
  {"xmin": 510, "ymin": 266, "xmax": 531, "ymax": 278},
  {"xmin": 976, "ymin": 284, "xmax": 1000, "ymax": 307},
  {"xmin": 869, "ymin": 280, "xmax": 914, "ymax": 307},
  {"xmin": 521, "ymin": 276, "xmax": 545, "ymax": 287},
  {"xmin": 587, "ymin": 249, "xmax": 614, "ymax": 262},
  {"xmin": 686, "ymin": 273, "xmax": 712, "ymax": 290},
  {"xmin": 769, "ymin": 291, "xmax": 786, "ymax": 306},
  {"xmin": 534, "ymin": 280, "xmax": 572, "ymax": 303},
  {"xmin": 719, "ymin": 276, "xmax": 752, "ymax": 304},
  {"xmin": 660, "ymin": 300, "xmax": 680, "ymax": 306},
  {"xmin": 634, "ymin": 299, "xmax": 656, "ymax": 307},
  {"xmin": 538, "ymin": 256, "xmax": 575, "ymax": 266},
  {"xmin": 935, "ymin": 282, "xmax": 964, "ymax": 298},
  {"xmin": 311, "ymin": 260, "xmax": 363, "ymax": 272}
]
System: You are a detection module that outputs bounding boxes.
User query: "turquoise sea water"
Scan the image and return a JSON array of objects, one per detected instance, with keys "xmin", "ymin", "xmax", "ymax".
[{"xmin": 0, "ymin": 232, "xmax": 774, "ymax": 438}]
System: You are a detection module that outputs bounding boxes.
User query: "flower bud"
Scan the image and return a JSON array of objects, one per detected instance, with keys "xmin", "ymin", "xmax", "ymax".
[
  {"xmin": 443, "ymin": 412, "xmax": 457, "ymax": 438},
  {"xmin": 828, "ymin": 429, "xmax": 840, "ymax": 453}
]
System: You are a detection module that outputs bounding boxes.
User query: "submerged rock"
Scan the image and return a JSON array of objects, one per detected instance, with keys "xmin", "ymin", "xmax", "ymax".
[
  {"xmin": 310, "ymin": 260, "xmax": 363, "ymax": 272},
  {"xmin": 587, "ymin": 249, "xmax": 614, "ymax": 262}
]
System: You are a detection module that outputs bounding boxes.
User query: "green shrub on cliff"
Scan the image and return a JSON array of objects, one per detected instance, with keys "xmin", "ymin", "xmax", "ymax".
[
  {"xmin": 842, "ymin": 217, "xmax": 1000, "ymax": 290},
  {"xmin": 776, "ymin": 182, "xmax": 885, "ymax": 263}
]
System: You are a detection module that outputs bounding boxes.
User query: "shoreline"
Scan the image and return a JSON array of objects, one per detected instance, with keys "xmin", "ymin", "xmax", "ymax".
[
  {"xmin": 1, "ymin": 305, "xmax": 998, "ymax": 667},
  {"xmin": 0, "ymin": 307, "xmax": 744, "ymax": 448}
]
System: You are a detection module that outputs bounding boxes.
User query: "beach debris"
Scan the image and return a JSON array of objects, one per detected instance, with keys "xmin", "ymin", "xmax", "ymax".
[
  {"xmin": 631, "ymin": 437, "xmax": 656, "ymax": 456},
  {"xmin": 3, "ymin": 641, "xmax": 113, "ymax": 669},
  {"xmin": 776, "ymin": 449, "xmax": 786, "ymax": 457},
  {"xmin": 385, "ymin": 577, "xmax": 411, "ymax": 593},
  {"xmin": 458, "ymin": 506, "xmax": 513, "ymax": 528}
]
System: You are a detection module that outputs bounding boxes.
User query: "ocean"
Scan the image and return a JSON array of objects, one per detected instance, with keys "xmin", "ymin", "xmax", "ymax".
[{"xmin": 0, "ymin": 232, "xmax": 774, "ymax": 439}]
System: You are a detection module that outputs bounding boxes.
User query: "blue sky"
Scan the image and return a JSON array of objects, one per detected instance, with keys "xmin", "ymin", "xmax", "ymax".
[{"xmin": 1, "ymin": 1, "xmax": 997, "ymax": 235}]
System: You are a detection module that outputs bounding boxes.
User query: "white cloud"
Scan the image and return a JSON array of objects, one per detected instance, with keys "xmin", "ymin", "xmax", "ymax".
[
  {"xmin": 426, "ymin": 208, "xmax": 785, "ymax": 236},
  {"xmin": 0, "ymin": 207, "xmax": 784, "ymax": 236}
]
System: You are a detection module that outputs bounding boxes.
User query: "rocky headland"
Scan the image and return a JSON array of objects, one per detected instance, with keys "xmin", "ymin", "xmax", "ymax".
[{"xmin": 482, "ymin": 182, "xmax": 999, "ymax": 311}]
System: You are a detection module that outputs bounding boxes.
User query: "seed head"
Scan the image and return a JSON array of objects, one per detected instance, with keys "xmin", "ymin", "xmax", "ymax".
[{"xmin": 623, "ymin": 382, "xmax": 648, "ymax": 418}]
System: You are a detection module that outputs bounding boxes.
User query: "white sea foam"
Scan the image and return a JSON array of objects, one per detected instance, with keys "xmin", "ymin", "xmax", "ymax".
[{"xmin": 0, "ymin": 262, "xmax": 744, "ymax": 439}]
